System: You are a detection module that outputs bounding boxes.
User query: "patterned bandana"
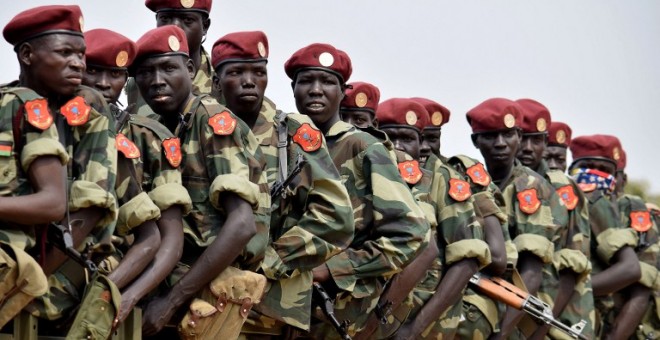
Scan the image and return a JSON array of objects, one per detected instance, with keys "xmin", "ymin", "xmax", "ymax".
[{"xmin": 570, "ymin": 168, "xmax": 616, "ymax": 193}]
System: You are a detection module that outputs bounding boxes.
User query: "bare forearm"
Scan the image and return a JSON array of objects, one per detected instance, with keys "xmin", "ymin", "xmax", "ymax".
[
  {"xmin": 593, "ymin": 247, "xmax": 641, "ymax": 296},
  {"xmin": 483, "ymin": 215, "xmax": 507, "ymax": 276},
  {"xmin": 497, "ymin": 252, "xmax": 544, "ymax": 337},
  {"xmin": 108, "ymin": 220, "xmax": 161, "ymax": 289},
  {"xmin": 529, "ymin": 270, "xmax": 577, "ymax": 340},
  {"xmin": 606, "ymin": 284, "xmax": 651, "ymax": 340}
]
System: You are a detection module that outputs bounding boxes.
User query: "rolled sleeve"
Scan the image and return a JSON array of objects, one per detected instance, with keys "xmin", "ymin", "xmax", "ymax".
[
  {"xmin": 473, "ymin": 191, "xmax": 507, "ymax": 224},
  {"xmin": 20, "ymin": 138, "xmax": 68, "ymax": 171},
  {"xmin": 596, "ymin": 228, "xmax": 638, "ymax": 264},
  {"xmin": 148, "ymin": 182, "xmax": 192, "ymax": 215},
  {"xmin": 638, "ymin": 262, "xmax": 660, "ymax": 290},
  {"xmin": 513, "ymin": 233, "xmax": 554, "ymax": 264},
  {"xmin": 69, "ymin": 180, "xmax": 117, "ymax": 227},
  {"xmin": 326, "ymin": 251, "xmax": 357, "ymax": 293},
  {"xmin": 116, "ymin": 192, "xmax": 160, "ymax": 236},
  {"xmin": 445, "ymin": 239, "xmax": 492, "ymax": 268},
  {"xmin": 553, "ymin": 248, "xmax": 592, "ymax": 282},
  {"xmin": 209, "ymin": 173, "xmax": 260, "ymax": 211}
]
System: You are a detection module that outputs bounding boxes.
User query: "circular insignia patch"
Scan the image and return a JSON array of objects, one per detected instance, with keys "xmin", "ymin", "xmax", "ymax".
[
  {"xmin": 180, "ymin": 0, "xmax": 195, "ymax": 8},
  {"xmin": 257, "ymin": 41, "xmax": 267, "ymax": 57},
  {"xmin": 431, "ymin": 111, "xmax": 443, "ymax": 126},
  {"xmin": 556, "ymin": 185, "xmax": 578, "ymax": 210},
  {"xmin": 503, "ymin": 113, "xmax": 515, "ymax": 128},
  {"xmin": 162, "ymin": 138, "xmax": 182, "ymax": 168},
  {"xmin": 466, "ymin": 163, "xmax": 491, "ymax": 187},
  {"xmin": 630, "ymin": 211, "xmax": 653, "ymax": 232},
  {"xmin": 116, "ymin": 51, "xmax": 129, "ymax": 67},
  {"xmin": 60, "ymin": 96, "xmax": 90, "ymax": 126},
  {"xmin": 405, "ymin": 111, "xmax": 417, "ymax": 126},
  {"xmin": 79, "ymin": 16, "xmax": 84, "ymax": 31},
  {"xmin": 398, "ymin": 160, "xmax": 422, "ymax": 185},
  {"xmin": 116, "ymin": 133, "xmax": 140, "ymax": 159},
  {"xmin": 517, "ymin": 188, "xmax": 541, "ymax": 215},
  {"xmin": 318, "ymin": 52, "xmax": 334, "ymax": 67},
  {"xmin": 556, "ymin": 130, "xmax": 566, "ymax": 144},
  {"xmin": 208, "ymin": 111, "xmax": 237, "ymax": 135},
  {"xmin": 536, "ymin": 118, "xmax": 547, "ymax": 132},
  {"xmin": 613, "ymin": 147, "xmax": 620, "ymax": 161},
  {"xmin": 355, "ymin": 92, "xmax": 368, "ymax": 108},
  {"xmin": 293, "ymin": 123, "xmax": 322, "ymax": 152},
  {"xmin": 449, "ymin": 178, "xmax": 472, "ymax": 202},
  {"xmin": 24, "ymin": 98, "xmax": 53, "ymax": 130},
  {"xmin": 168, "ymin": 35, "xmax": 180, "ymax": 52}
]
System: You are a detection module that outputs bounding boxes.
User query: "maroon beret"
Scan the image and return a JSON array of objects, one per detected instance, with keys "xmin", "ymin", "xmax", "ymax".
[
  {"xmin": 617, "ymin": 148, "xmax": 627, "ymax": 171},
  {"xmin": 145, "ymin": 0, "xmax": 211, "ymax": 13},
  {"xmin": 135, "ymin": 25, "xmax": 189, "ymax": 62},
  {"xmin": 410, "ymin": 97, "xmax": 450, "ymax": 129},
  {"xmin": 466, "ymin": 98, "xmax": 522, "ymax": 133},
  {"xmin": 4, "ymin": 5, "xmax": 84, "ymax": 48},
  {"xmin": 85, "ymin": 29, "xmax": 137, "ymax": 69},
  {"xmin": 284, "ymin": 43, "xmax": 352, "ymax": 83},
  {"xmin": 515, "ymin": 98, "xmax": 551, "ymax": 134},
  {"xmin": 548, "ymin": 121, "xmax": 572, "ymax": 147},
  {"xmin": 341, "ymin": 82, "xmax": 380, "ymax": 113},
  {"xmin": 377, "ymin": 98, "xmax": 429, "ymax": 132},
  {"xmin": 211, "ymin": 31, "xmax": 268, "ymax": 69},
  {"xmin": 570, "ymin": 134, "xmax": 623, "ymax": 166}
]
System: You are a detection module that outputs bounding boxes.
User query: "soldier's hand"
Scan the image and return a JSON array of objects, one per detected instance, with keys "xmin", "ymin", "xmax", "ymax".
[
  {"xmin": 142, "ymin": 296, "xmax": 178, "ymax": 336},
  {"xmin": 114, "ymin": 293, "xmax": 139, "ymax": 328}
]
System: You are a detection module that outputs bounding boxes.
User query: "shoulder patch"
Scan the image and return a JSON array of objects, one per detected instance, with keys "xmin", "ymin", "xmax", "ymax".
[
  {"xmin": 577, "ymin": 183, "xmax": 597, "ymax": 193},
  {"xmin": 60, "ymin": 96, "xmax": 90, "ymax": 126},
  {"xmin": 556, "ymin": 185, "xmax": 578, "ymax": 211},
  {"xmin": 292, "ymin": 123, "xmax": 322, "ymax": 152},
  {"xmin": 398, "ymin": 160, "xmax": 422, "ymax": 185},
  {"xmin": 630, "ymin": 211, "xmax": 653, "ymax": 232},
  {"xmin": 466, "ymin": 162, "xmax": 491, "ymax": 187},
  {"xmin": 517, "ymin": 188, "xmax": 541, "ymax": 214},
  {"xmin": 208, "ymin": 111, "xmax": 237, "ymax": 135},
  {"xmin": 449, "ymin": 178, "xmax": 472, "ymax": 201},
  {"xmin": 116, "ymin": 133, "xmax": 140, "ymax": 159},
  {"xmin": 162, "ymin": 137, "xmax": 182, "ymax": 168},
  {"xmin": 24, "ymin": 98, "xmax": 53, "ymax": 130}
]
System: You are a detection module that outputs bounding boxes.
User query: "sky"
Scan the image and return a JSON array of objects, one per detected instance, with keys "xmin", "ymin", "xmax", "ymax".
[{"xmin": 2, "ymin": 1, "xmax": 660, "ymax": 192}]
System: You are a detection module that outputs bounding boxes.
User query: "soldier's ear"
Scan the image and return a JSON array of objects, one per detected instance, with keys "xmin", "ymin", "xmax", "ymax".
[
  {"xmin": 186, "ymin": 58, "xmax": 196, "ymax": 79},
  {"xmin": 212, "ymin": 75, "xmax": 222, "ymax": 93},
  {"xmin": 17, "ymin": 43, "xmax": 33, "ymax": 66},
  {"xmin": 202, "ymin": 17, "xmax": 211, "ymax": 35},
  {"xmin": 290, "ymin": 81, "xmax": 295, "ymax": 91},
  {"xmin": 372, "ymin": 118, "xmax": 379, "ymax": 129}
]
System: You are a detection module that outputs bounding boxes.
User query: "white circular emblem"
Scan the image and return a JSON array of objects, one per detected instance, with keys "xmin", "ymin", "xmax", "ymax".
[
  {"xmin": 318, "ymin": 52, "xmax": 334, "ymax": 67},
  {"xmin": 168, "ymin": 35, "xmax": 180, "ymax": 52},
  {"xmin": 257, "ymin": 41, "xmax": 267, "ymax": 57}
]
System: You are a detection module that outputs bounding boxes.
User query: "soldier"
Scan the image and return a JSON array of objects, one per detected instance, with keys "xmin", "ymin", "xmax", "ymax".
[
  {"xmin": 638, "ymin": 202, "xmax": 660, "ymax": 340},
  {"xmin": 545, "ymin": 121, "xmax": 573, "ymax": 173},
  {"xmin": 568, "ymin": 134, "xmax": 642, "ymax": 338},
  {"xmin": 131, "ymin": 25, "xmax": 269, "ymax": 338},
  {"xmin": 126, "ymin": 0, "xmax": 215, "ymax": 116},
  {"xmin": 210, "ymin": 31, "xmax": 354, "ymax": 337},
  {"xmin": 284, "ymin": 43, "xmax": 429, "ymax": 338},
  {"xmin": 414, "ymin": 97, "xmax": 451, "ymax": 164},
  {"xmin": 515, "ymin": 98, "xmax": 594, "ymax": 339},
  {"xmin": 81, "ymin": 28, "xmax": 193, "ymax": 324},
  {"xmin": 3, "ymin": 5, "xmax": 119, "ymax": 332},
  {"xmin": 375, "ymin": 98, "xmax": 491, "ymax": 339},
  {"xmin": 339, "ymin": 81, "xmax": 379, "ymax": 129},
  {"xmin": 465, "ymin": 98, "xmax": 566, "ymax": 339}
]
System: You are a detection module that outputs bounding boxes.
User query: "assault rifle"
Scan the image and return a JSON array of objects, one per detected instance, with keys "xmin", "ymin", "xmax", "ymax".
[
  {"xmin": 270, "ymin": 153, "xmax": 307, "ymax": 199},
  {"xmin": 313, "ymin": 283, "xmax": 351, "ymax": 340},
  {"xmin": 469, "ymin": 272, "xmax": 587, "ymax": 340},
  {"xmin": 47, "ymin": 221, "xmax": 98, "ymax": 273}
]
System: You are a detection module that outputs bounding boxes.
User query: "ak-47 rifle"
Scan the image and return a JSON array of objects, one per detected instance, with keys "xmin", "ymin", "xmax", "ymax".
[
  {"xmin": 47, "ymin": 221, "xmax": 98, "ymax": 273},
  {"xmin": 469, "ymin": 272, "xmax": 587, "ymax": 340},
  {"xmin": 271, "ymin": 153, "xmax": 307, "ymax": 200},
  {"xmin": 313, "ymin": 283, "xmax": 351, "ymax": 340}
]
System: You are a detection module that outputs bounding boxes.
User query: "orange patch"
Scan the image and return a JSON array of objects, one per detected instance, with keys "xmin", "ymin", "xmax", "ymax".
[
  {"xmin": 24, "ymin": 98, "xmax": 53, "ymax": 130},
  {"xmin": 60, "ymin": 96, "xmax": 90, "ymax": 126},
  {"xmin": 115, "ymin": 133, "xmax": 140, "ymax": 159},
  {"xmin": 630, "ymin": 211, "xmax": 653, "ymax": 232},
  {"xmin": 556, "ymin": 185, "xmax": 578, "ymax": 211},
  {"xmin": 449, "ymin": 178, "xmax": 471, "ymax": 201},
  {"xmin": 398, "ymin": 160, "xmax": 422, "ymax": 185},
  {"xmin": 517, "ymin": 188, "xmax": 541, "ymax": 214},
  {"xmin": 292, "ymin": 123, "xmax": 322, "ymax": 152},
  {"xmin": 466, "ymin": 163, "xmax": 491, "ymax": 187},
  {"xmin": 163, "ymin": 138, "xmax": 182, "ymax": 168},
  {"xmin": 208, "ymin": 111, "xmax": 236, "ymax": 135}
]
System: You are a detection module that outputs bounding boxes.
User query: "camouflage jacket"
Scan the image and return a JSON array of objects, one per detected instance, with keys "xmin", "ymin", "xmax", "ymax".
[{"xmin": 618, "ymin": 194, "xmax": 659, "ymax": 289}]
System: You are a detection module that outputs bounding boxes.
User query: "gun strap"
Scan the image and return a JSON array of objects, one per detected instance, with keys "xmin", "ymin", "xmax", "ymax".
[{"xmin": 275, "ymin": 111, "xmax": 289, "ymax": 184}]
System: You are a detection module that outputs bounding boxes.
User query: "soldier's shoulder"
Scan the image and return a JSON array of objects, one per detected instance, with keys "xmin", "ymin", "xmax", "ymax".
[
  {"xmin": 129, "ymin": 115, "xmax": 174, "ymax": 141},
  {"xmin": 1, "ymin": 86, "xmax": 42, "ymax": 104},
  {"xmin": 75, "ymin": 85, "xmax": 111, "ymax": 118},
  {"xmin": 545, "ymin": 169, "xmax": 572, "ymax": 187},
  {"xmin": 512, "ymin": 164, "xmax": 556, "ymax": 197},
  {"xmin": 618, "ymin": 193, "xmax": 648, "ymax": 212}
]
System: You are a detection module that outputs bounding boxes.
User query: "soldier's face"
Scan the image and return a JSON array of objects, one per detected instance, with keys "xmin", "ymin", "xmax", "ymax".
[
  {"xmin": 216, "ymin": 61, "xmax": 267, "ymax": 117},
  {"xmin": 517, "ymin": 133, "xmax": 547, "ymax": 171},
  {"xmin": 134, "ymin": 55, "xmax": 194, "ymax": 116},
  {"xmin": 340, "ymin": 109, "xmax": 375, "ymax": 129},
  {"xmin": 570, "ymin": 159, "xmax": 617, "ymax": 175},
  {"xmin": 23, "ymin": 34, "xmax": 86, "ymax": 97},
  {"xmin": 421, "ymin": 128, "xmax": 441, "ymax": 164},
  {"xmin": 156, "ymin": 11, "xmax": 209, "ymax": 54},
  {"xmin": 82, "ymin": 65, "xmax": 127, "ymax": 104},
  {"xmin": 545, "ymin": 145, "xmax": 568, "ymax": 172},
  {"xmin": 381, "ymin": 127, "xmax": 421, "ymax": 160},
  {"xmin": 473, "ymin": 128, "xmax": 521, "ymax": 170},
  {"xmin": 293, "ymin": 69, "xmax": 344, "ymax": 128}
]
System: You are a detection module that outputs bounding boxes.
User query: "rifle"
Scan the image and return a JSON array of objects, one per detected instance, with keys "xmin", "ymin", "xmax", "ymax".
[
  {"xmin": 47, "ymin": 221, "xmax": 98, "ymax": 273},
  {"xmin": 313, "ymin": 282, "xmax": 351, "ymax": 340},
  {"xmin": 469, "ymin": 272, "xmax": 587, "ymax": 340},
  {"xmin": 271, "ymin": 153, "xmax": 307, "ymax": 199}
]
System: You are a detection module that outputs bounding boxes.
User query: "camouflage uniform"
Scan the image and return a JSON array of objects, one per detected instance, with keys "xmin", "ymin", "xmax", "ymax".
[
  {"xmin": 310, "ymin": 121, "xmax": 429, "ymax": 338},
  {"xmin": 637, "ymin": 206, "xmax": 660, "ymax": 340},
  {"xmin": 241, "ymin": 98, "xmax": 354, "ymax": 332}
]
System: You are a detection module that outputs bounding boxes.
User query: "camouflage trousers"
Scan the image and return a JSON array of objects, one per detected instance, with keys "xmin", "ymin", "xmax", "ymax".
[
  {"xmin": 551, "ymin": 275, "xmax": 596, "ymax": 340},
  {"xmin": 635, "ymin": 293, "xmax": 660, "ymax": 340}
]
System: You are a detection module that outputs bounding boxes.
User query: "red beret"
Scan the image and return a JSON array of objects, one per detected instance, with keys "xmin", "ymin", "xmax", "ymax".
[
  {"xmin": 548, "ymin": 121, "xmax": 572, "ymax": 147},
  {"xmin": 3, "ymin": 5, "xmax": 84, "ymax": 48},
  {"xmin": 515, "ymin": 98, "xmax": 551, "ymax": 134},
  {"xmin": 410, "ymin": 97, "xmax": 450, "ymax": 129},
  {"xmin": 377, "ymin": 98, "xmax": 429, "ymax": 132},
  {"xmin": 466, "ymin": 98, "xmax": 522, "ymax": 133},
  {"xmin": 211, "ymin": 31, "xmax": 268, "ymax": 70},
  {"xmin": 341, "ymin": 82, "xmax": 380, "ymax": 113},
  {"xmin": 135, "ymin": 25, "xmax": 189, "ymax": 62},
  {"xmin": 284, "ymin": 43, "xmax": 352, "ymax": 83},
  {"xmin": 570, "ymin": 134, "xmax": 623, "ymax": 166},
  {"xmin": 145, "ymin": 0, "xmax": 212, "ymax": 13},
  {"xmin": 617, "ymin": 149, "xmax": 627, "ymax": 170},
  {"xmin": 85, "ymin": 29, "xmax": 137, "ymax": 69}
]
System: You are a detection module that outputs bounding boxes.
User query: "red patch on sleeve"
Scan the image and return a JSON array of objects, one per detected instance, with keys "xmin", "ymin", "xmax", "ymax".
[
  {"xmin": 24, "ymin": 98, "xmax": 53, "ymax": 130},
  {"xmin": 60, "ymin": 96, "xmax": 90, "ymax": 126},
  {"xmin": 162, "ymin": 137, "xmax": 182, "ymax": 168},
  {"xmin": 466, "ymin": 163, "xmax": 491, "ymax": 187},
  {"xmin": 292, "ymin": 123, "xmax": 322, "ymax": 152},
  {"xmin": 449, "ymin": 178, "xmax": 472, "ymax": 201},
  {"xmin": 398, "ymin": 160, "xmax": 422, "ymax": 185},
  {"xmin": 115, "ymin": 133, "xmax": 140, "ymax": 159},
  {"xmin": 208, "ymin": 111, "xmax": 236, "ymax": 135},
  {"xmin": 556, "ymin": 185, "xmax": 578, "ymax": 211},
  {"xmin": 517, "ymin": 188, "xmax": 541, "ymax": 214},
  {"xmin": 630, "ymin": 211, "xmax": 653, "ymax": 232}
]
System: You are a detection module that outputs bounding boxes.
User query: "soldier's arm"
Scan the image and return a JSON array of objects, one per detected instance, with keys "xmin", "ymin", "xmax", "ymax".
[
  {"xmin": 107, "ymin": 221, "xmax": 161, "ymax": 289},
  {"xmin": 593, "ymin": 246, "xmax": 641, "ymax": 296},
  {"xmin": 606, "ymin": 283, "xmax": 651, "ymax": 340}
]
